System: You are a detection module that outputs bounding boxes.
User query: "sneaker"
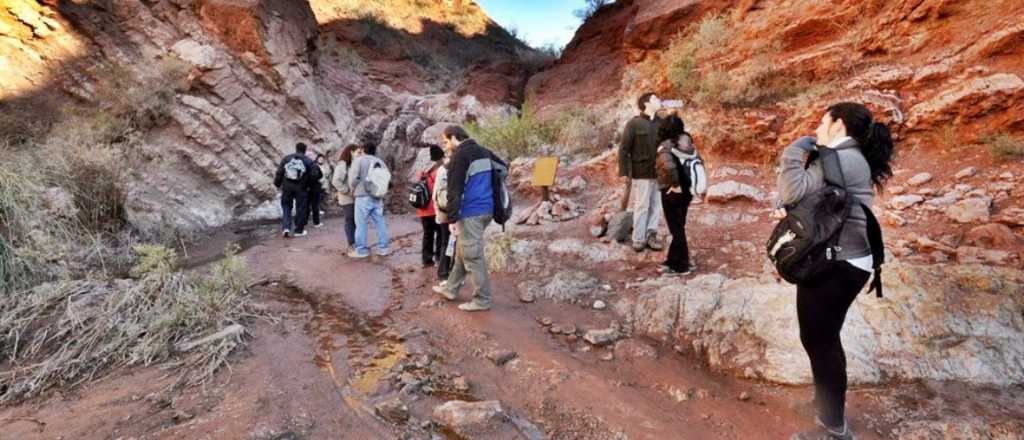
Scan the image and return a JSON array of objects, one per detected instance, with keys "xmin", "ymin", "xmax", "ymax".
[
  {"xmin": 791, "ymin": 419, "xmax": 855, "ymax": 440},
  {"xmin": 432, "ymin": 284, "xmax": 456, "ymax": 300},
  {"xmin": 646, "ymin": 231, "xmax": 664, "ymax": 251},
  {"xmin": 632, "ymin": 241, "xmax": 646, "ymax": 252},
  {"xmin": 282, "ymin": 229, "xmax": 292, "ymax": 238},
  {"xmin": 347, "ymin": 249, "xmax": 369, "ymax": 259},
  {"xmin": 313, "ymin": 223, "xmax": 324, "ymax": 228},
  {"xmin": 375, "ymin": 248, "xmax": 391, "ymax": 256},
  {"xmin": 294, "ymin": 230, "xmax": 308, "ymax": 237},
  {"xmin": 457, "ymin": 301, "xmax": 491, "ymax": 312}
]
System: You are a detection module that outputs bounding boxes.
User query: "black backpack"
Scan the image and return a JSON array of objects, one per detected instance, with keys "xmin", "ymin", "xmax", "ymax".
[
  {"xmin": 490, "ymin": 159, "xmax": 513, "ymax": 228},
  {"xmin": 409, "ymin": 178, "xmax": 431, "ymax": 209},
  {"xmin": 766, "ymin": 148, "xmax": 884, "ymax": 297}
]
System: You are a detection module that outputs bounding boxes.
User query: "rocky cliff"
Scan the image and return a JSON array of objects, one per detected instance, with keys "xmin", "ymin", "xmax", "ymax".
[{"xmin": 0, "ymin": 0, "xmax": 531, "ymax": 234}]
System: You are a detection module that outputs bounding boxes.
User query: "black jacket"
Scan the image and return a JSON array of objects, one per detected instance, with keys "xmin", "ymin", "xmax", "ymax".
[
  {"xmin": 619, "ymin": 115, "xmax": 664, "ymax": 179},
  {"xmin": 274, "ymin": 153, "xmax": 320, "ymax": 193}
]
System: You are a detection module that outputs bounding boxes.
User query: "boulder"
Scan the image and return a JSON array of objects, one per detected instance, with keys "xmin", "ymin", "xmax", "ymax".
[
  {"xmin": 889, "ymin": 195, "xmax": 925, "ymax": 210},
  {"xmin": 433, "ymin": 400, "xmax": 504, "ymax": 434},
  {"xmin": 583, "ymin": 327, "xmax": 621, "ymax": 347},
  {"xmin": 947, "ymin": 197, "xmax": 992, "ymax": 224},
  {"xmin": 964, "ymin": 224, "xmax": 1022, "ymax": 248},
  {"xmin": 606, "ymin": 211, "xmax": 633, "ymax": 242},
  {"xmin": 907, "ymin": 172, "xmax": 933, "ymax": 186},
  {"xmin": 705, "ymin": 181, "xmax": 766, "ymax": 204},
  {"xmin": 517, "ymin": 270, "xmax": 601, "ymax": 303},
  {"xmin": 956, "ymin": 247, "xmax": 1018, "ymax": 265},
  {"xmin": 374, "ymin": 398, "xmax": 409, "ymax": 424},
  {"xmin": 954, "ymin": 167, "xmax": 977, "ymax": 180}
]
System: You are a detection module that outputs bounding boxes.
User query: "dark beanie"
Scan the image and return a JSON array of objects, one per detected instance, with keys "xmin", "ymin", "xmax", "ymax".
[{"xmin": 429, "ymin": 144, "xmax": 445, "ymax": 161}]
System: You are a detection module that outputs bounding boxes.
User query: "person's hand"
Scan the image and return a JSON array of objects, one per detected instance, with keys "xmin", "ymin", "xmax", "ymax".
[
  {"xmin": 450, "ymin": 222, "xmax": 460, "ymax": 237},
  {"xmin": 668, "ymin": 186, "xmax": 683, "ymax": 194},
  {"xmin": 771, "ymin": 208, "xmax": 786, "ymax": 219}
]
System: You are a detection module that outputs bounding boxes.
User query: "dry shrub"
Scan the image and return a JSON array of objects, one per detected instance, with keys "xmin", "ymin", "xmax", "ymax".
[
  {"xmin": 0, "ymin": 244, "xmax": 267, "ymax": 402},
  {"xmin": 986, "ymin": 134, "xmax": 1024, "ymax": 162}
]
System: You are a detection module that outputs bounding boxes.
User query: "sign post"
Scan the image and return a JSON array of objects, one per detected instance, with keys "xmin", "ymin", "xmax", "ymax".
[{"xmin": 531, "ymin": 157, "xmax": 559, "ymax": 202}]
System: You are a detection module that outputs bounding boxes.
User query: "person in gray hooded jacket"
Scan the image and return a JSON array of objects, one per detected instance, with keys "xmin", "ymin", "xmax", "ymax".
[{"xmin": 779, "ymin": 102, "xmax": 894, "ymax": 440}]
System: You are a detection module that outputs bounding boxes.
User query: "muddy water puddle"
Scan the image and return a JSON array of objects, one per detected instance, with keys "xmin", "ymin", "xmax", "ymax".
[{"xmin": 258, "ymin": 282, "xmax": 407, "ymax": 406}]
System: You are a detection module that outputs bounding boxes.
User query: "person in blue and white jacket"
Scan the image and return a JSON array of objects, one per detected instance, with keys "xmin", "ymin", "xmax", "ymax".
[{"xmin": 431, "ymin": 125, "xmax": 507, "ymax": 312}]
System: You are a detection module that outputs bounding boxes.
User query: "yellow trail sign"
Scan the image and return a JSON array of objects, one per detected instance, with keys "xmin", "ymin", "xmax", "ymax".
[{"xmin": 531, "ymin": 157, "xmax": 559, "ymax": 187}]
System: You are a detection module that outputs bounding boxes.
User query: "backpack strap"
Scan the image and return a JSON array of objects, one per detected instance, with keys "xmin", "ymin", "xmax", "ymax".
[{"xmin": 862, "ymin": 203, "xmax": 885, "ymax": 298}]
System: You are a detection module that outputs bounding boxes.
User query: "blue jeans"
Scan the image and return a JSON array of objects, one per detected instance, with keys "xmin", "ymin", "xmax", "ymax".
[
  {"xmin": 281, "ymin": 190, "xmax": 309, "ymax": 233},
  {"xmin": 354, "ymin": 196, "xmax": 388, "ymax": 255}
]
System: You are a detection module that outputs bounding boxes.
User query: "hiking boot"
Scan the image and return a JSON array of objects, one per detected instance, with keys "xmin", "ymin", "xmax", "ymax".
[
  {"xmin": 423, "ymin": 260, "xmax": 436, "ymax": 268},
  {"xmin": 432, "ymin": 284, "xmax": 456, "ymax": 300},
  {"xmin": 294, "ymin": 230, "xmax": 308, "ymax": 237},
  {"xmin": 646, "ymin": 231, "xmax": 664, "ymax": 251},
  {"xmin": 457, "ymin": 301, "xmax": 491, "ymax": 312},
  {"xmin": 632, "ymin": 241, "xmax": 646, "ymax": 252},
  {"xmin": 791, "ymin": 419, "xmax": 855, "ymax": 440},
  {"xmin": 282, "ymin": 229, "xmax": 292, "ymax": 238},
  {"xmin": 347, "ymin": 249, "xmax": 369, "ymax": 259}
]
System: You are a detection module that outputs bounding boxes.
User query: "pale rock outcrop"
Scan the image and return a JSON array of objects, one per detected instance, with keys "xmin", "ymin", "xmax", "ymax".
[
  {"xmin": 705, "ymin": 181, "xmax": 766, "ymax": 204},
  {"xmin": 946, "ymin": 197, "xmax": 992, "ymax": 224},
  {"xmin": 625, "ymin": 263, "xmax": 1024, "ymax": 386}
]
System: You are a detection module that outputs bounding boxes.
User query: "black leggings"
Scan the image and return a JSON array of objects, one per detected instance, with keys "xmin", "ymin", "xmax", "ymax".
[
  {"xmin": 796, "ymin": 262, "xmax": 871, "ymax": 428},
  {"xmin": 420, "ymin": 216, "xmax": 441, "ymax": 265},
  {"xmin": 661, "ymin": 190, "xmax": 692, "ymax": 271}
]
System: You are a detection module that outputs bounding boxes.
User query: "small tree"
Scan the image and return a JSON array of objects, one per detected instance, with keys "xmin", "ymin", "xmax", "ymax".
[{"xmin": 573, "ymin": 0, "xmax": 614, "ymax": 21}]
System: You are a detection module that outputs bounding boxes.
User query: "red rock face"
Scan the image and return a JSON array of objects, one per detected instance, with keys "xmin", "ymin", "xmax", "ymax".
[{"xmin": 530, "ymin": 0, "xmax": 1024, "ymax": 159}]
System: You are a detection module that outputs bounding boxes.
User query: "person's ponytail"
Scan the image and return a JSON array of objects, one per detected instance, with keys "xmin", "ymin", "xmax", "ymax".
[
  {"xmin": 863, "ymin": 121, "xmax": 894, "ymax": 189},
  {"xmin": 827, "ymin": 102, "xmax": 895, "ymax": 191}
]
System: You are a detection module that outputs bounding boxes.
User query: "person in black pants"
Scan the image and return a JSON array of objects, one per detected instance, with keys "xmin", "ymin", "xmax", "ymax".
[
  {"xmin": 416, "ymin": 145, "xmax": 445, "ymax": 267},
  {"xmin": 654, "ymin": 115, "xmax": 697, "ymax": 274},
  {"xmin": 274, "ymin": 142, "xmax": 319, "ymax": 238},
  {"xmin": 307, "ymin": 153, "xmax": 326, "ymax": 228},
  {"xmin": 778, "ymin": 102, "xmax": 894, "ymax": 440}
]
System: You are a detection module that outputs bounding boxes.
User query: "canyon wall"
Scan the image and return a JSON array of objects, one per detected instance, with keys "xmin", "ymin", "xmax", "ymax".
[{"xmin": 0, "ymin": 0, "xmax": 530, "ymax": 234}]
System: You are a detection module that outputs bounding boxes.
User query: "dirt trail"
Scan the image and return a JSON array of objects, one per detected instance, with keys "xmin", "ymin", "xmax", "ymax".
[{"xmin": 1, "ymin": 214, "xmax": 1018, "ymax": 439}]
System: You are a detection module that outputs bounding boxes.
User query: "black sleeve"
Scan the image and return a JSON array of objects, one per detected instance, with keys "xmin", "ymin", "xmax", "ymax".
[
  {"xmin": 619, "ymin": 119, "xmax": 635, "ymax": 177},
  {"xmin": 446, "ymin": 149, "xmax": 470, "ymax": 222},
  {"xmin": 273, "ymin": 158, "xmax": 285, "ymax": 189}
]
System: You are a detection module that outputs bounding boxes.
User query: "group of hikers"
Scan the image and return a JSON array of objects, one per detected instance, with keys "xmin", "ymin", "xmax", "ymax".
[
  {"xmin": 274, "ymin": 125, "xmax": 506, "ymax": 312},
  {"xmin": 275, "ymin": 93, "xmax": 894, "ymax": 440}
]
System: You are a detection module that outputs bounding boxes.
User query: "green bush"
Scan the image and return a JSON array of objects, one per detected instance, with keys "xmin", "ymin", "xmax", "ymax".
[
  {"xmin": 986, "ymin": 134, "xmax": 1024, "ymax": 162},
  {"xmin": 466, "ymin": 103, "xmax": 559, "ymax": 160}
]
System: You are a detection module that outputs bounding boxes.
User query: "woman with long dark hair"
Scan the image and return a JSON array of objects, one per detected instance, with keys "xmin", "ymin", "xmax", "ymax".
[
  {"xmin": 778, "ymin": 102, "xmax": 894, "ymax": 440},
  {"xmin": 654, "ymin": 115, "xmax": 700, "ymax": 275},
  {"xmin": 332, "ymin": 144, "xmax": 359, "ymax": 251}
]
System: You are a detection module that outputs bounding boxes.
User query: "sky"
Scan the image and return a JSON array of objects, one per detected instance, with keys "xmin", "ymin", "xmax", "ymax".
[{"xmin": 475, "ymin": 0, "xmax": 587, "ymax": 49}]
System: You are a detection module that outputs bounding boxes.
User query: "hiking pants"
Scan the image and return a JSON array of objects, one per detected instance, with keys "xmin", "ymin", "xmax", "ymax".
[
  {"xmin": 341, "ymin": 203, "xmax": 356, "ymax": 247},
  {"xmin": 630, "ymin": 178, "xmax": 662, "ymax": 245},
  {"xmin": 420, "ymin": 215, "xmax": 441, "ymax": 265},
  {"xmin": 354, "ymin": 196, "xmax": 389, "ymax": 256},
  {"xmin": 448, "ymin": 215, "xmax": 492, "ymax": 306},
  {"xmin": 796, "ymin": 262, "xmax": 871, "ymax": 428},
  {"xmin": 436, "ymin": 223, "xmax": 452, "ymax": 280},
  {"xmin": 308, "ymin": 190, "xmax": 322, "ymax": 225},
  {"xmin": 661, "ymin": 190, "xmax": 692, "ymax": 271},
  {"xmin": 281, "ymin": 189, "xmax": 309, "ymax": 233}
]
